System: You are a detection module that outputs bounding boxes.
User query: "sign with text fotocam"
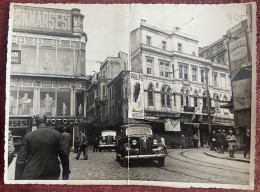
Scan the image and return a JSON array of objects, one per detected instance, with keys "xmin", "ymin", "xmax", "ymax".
[
  {"xmin": 128, "ymin": 72, "xmax": 144, "ymax": 119},
  {"xmin": 13, "ymin": 5, "xmax": 72, "ymax": 35}
]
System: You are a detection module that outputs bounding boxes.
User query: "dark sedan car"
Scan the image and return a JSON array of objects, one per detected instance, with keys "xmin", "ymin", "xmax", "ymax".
[
  {"xmin": 116, "ymin": 124, "xmax": 167, "ymax": 167},
  {"xmin": 12, "ymin": 135, "xmax": 23, "ymax": 152}
]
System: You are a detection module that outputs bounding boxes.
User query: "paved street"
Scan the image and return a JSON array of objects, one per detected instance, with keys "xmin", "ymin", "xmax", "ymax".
[{"xmin": 8, "ymin": 147, "xmax": 249, "ymax": 185}]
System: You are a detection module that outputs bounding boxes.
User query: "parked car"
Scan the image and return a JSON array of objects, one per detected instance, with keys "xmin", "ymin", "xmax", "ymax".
[
  {"xmin": 97, "ymin": 130, "xmax": 117, "ymax": 152},
  {"xmin": 116, "ymin": 124, "xmax": 167, "ymax": 167},
  {"xmin": 12, "ymin": 135, "xmax": 23, "ymax": 152}
]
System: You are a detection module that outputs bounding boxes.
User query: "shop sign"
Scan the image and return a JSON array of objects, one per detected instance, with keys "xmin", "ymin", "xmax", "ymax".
[
  {"xmin": 11, "ymin": 50, "xmax": 21, "ymax": 64},
  {"xmin": 128, "ymin": 72, "xmax": 144, "ymax": 119},
  {"xmin": 13, "ymin": 5, "xmax": 72, "ymax": 35},
  {"xmin": 228, "ymin": 20, "xmax": 250, "ymax": 79},
  {"xmin": 46, "ymin": 117, "xmax": 87, "ymax": 125},
  {"xmin": 9, "ymin": 117, "xmax": 31, "ymax": 128}
]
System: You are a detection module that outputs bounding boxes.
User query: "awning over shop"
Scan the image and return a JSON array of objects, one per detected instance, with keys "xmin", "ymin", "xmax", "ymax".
[{"xmin": 165, "ymin": 119, "xmax": 181, "ymax": 132}]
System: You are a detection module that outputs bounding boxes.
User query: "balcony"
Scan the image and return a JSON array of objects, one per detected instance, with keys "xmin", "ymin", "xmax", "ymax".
[
  {"xmin": 95, "ymin": 95, "xmax": 108, "ymax": 105},
  {"xmin": 183, "ymin": 106, "xmax": 195, "ymax": 112},
  {"xmin": 202, "ymin": 106, "xmax": 215, "ymax": 114}
]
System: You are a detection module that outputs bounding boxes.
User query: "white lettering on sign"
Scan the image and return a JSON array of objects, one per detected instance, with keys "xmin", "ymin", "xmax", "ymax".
[
  {"xmin": 13, "ymin": 5, "xmax": 72, "ymax": 34},
  {"xmin": 9, "ymin": 119, "xmax": 31, "ymax": 128},
  {"xmin": 11, "ymin": 50, "xmax": 21, "ymax": 64}
]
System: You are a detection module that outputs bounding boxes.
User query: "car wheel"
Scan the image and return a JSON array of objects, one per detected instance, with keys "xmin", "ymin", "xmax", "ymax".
[
  {"xmin": 158, "ymin": 158, "xmax": 165, "ymax": 167},
  {"xmin": 116, "ymin": 152, "xmax": 120, "ymax": 162},
  {"xmin": 122, "ymin": 158, "xmax": 128, "ymax": 167},
  {"xmin": 99, "ymin": 148, "xmax": 101, "ymax": 152}
]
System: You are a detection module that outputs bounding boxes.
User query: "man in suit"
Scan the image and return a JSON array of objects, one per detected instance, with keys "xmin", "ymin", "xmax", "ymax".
[
  {"xmin": 61, "ymin": 127, "xmax": 71, "ymax": 156},
  {"xmin": 75, "ymin": 130, "xmax": 88, "ymax": 160},
  {"xmin": 15, "ymin": 114, "xmax": 70, "ymax": 180}
]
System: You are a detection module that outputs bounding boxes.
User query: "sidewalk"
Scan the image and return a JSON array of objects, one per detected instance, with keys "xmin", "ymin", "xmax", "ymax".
[{"xmin": 205, "ymin": 150, "xmax": 250, "ymax": 163}]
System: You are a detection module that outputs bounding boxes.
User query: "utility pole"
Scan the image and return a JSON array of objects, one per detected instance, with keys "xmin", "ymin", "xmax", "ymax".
[{"xmin": 205, "ymin": 66, "xmax": 213, "ymax": 151}]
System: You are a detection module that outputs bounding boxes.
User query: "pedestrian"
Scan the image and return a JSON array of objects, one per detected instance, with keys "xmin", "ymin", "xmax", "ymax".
[
  {"xmin": 61, "ymin": 127, "xmax": 71, "ymax": 156},
  {"xmin": 75, "ymin": 130, "xmax": 88, "ymax": 160},
  {"xmin": 226, "ymin": 130, "xmax": 237, "ymax": 158},
  {"xmin": 93, "ymin": 135, "xmax": 99, "ymax": 153},
  {"xmin": 222, "ymin": 129, "xmax": 228, "ymax": 152},
  {"xmin": 193, "ymin": 133, "xmax": 198, "ymax": 148},
  {"xmin": 15, "ymin": 113, "xmax": 70, "ymax": 180},
  {"xmin": 180, "ymin": 134, "xmax": 186, "ymax": 149},
  {"xmin": 243, "ymin": 129, "xmax": 250, "ymax": 158},
  {"xmin": 216, "ymin": 129, "xmax": 225, "ymax": 154},
  {"xmin": 8, "ymin": 130, "xmax": 15, "ymax": 167},
  {"xmin": 74, "ymin": 137, "xmax": 80, "ymax": 153}
]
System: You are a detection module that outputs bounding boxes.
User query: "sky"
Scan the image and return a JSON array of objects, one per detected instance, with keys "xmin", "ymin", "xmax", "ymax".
[{"xmin": 18, "ymin": 3, "xmax": 248, "ymax": 75}]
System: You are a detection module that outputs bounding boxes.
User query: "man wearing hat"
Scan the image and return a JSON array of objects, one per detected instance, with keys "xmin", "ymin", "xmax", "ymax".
[
  {"xmin": 75, "ymin": 130, "xmax": 88, "ymax": 160},
  {"xmin": 226, "ymin": 129, "xmax": 237, "ymax": 158},
  {"xmin": 216, "ymin": 129, "xmax": 225, "ymax": 154},
  {"xmin": 15, "ymin": 113, "xmax": 70, "ymax": 180},
  {"xmin": 61, "ymin": 127, "xmax": 71, "ymax": 156}
]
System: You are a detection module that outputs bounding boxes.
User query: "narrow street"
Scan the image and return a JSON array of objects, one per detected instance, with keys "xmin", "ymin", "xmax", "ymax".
[{"xmin": 8, "ymin": 147, "xmax": 250, "ymax": 185}]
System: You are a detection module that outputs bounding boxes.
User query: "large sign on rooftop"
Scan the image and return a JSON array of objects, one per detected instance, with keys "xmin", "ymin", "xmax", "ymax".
[{"xmin": 13, "ymin": 5, "xmax": 72, "ymax": 35}]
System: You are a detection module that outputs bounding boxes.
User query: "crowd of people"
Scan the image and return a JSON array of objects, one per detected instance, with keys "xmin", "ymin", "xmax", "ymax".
[
  {"xmin": 8, "ymin": 113, "xmax": 90, "ymax": 180},
  {"xmin": 212, "ymin": 129, "xmax": 251, "ymax": 158}
]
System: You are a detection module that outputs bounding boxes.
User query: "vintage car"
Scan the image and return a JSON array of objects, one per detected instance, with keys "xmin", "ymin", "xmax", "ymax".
[
  {"xmin": 97, "ymin": 130, "xmax": 117, "ymax": 152},
  {"xmin": 116, "ymin": 124, "xmax": 167, "ymax": 167}
]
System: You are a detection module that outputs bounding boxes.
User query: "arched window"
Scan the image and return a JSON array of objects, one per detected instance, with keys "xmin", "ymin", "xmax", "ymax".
[
  {"xmin": 161, "ymin": 87, "xmax": 165, "ymax": 106},
  {"xmin": 223, "ymin": 95, "xmax": 228, "ymax": 102},
  {"xmin": 167, "ymin": 88, "xmax": 171, "ymax": 107},
  {"xmin": 173, "ymin": 93, "xmax": 176, "ymax": 106},
  {"xmin": 194, "ymin": 90, "xmax": 198, "ymax": 107},
  {"xmin": 185, "ymin": 90, "xmax": 189, "ymax": 106},
  {"xmin": 148, "ymin": 84, "xmax": 154, "ymax": 106}
]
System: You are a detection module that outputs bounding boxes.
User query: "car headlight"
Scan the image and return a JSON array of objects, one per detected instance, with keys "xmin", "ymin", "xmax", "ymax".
[
  {"xmin": 132, "ymin": 139, "xmax": 137, "ymax": 145},
  {"xmin": 153, "ymin": 139, "xmax": 158, "ymax": 145}
]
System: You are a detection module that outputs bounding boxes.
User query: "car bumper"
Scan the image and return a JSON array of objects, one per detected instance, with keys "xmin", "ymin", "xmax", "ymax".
[
  {"xmin": 124, "ymin": 153, "xmax": 167, "ymax": 159},
  {"xmin": 98, "ymin": 144, "xmax": 116, "ymax": 148}
]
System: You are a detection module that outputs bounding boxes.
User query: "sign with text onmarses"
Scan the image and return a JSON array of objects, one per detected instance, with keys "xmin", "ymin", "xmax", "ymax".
[
  {"xmin": 13, "ymin": 5, "xmax": 72, "ymax": 34},
  {"xmin": 128, "ymin": 72, "xmax": 144, "ymax": 119},
  {"xmin": 228, "ymin": 20, "xmax": 250, "ymax": 79}
]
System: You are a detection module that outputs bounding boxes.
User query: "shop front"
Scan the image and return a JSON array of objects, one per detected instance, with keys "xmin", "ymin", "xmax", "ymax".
[{"xmin": 9, "ymin": 117, "xmax": 32, "ymax": 137}]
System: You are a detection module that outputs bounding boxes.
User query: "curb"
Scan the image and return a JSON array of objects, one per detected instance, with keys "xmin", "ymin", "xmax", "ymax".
[{"xmin": 204, "ymin": 152, "xmax": 250, "ymax": 163}]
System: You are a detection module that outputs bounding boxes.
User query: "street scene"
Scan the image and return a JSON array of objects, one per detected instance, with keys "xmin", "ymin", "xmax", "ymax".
[
  {"xmin": 5, "ymin": 2, "xmax": 255, "ymax": 189},
  {"xmin": 8, "ymin": 147, "xmax": 250, "ymax": 184}
]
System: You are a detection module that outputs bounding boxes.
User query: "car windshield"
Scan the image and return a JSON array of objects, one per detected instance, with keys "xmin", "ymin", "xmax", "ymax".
[
  {"xmin": 101, "ymin": 131, "xmax": 116, "ymax": 137},
  {"xmin": 126, "ymin": 127, "xmax": 152, "ymax": 136}
]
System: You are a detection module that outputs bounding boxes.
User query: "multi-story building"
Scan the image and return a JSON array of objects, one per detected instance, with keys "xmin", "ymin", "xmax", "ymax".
[
  {"xmin": 86, "ymin": 52, "xmax": 128, "ymax": 139},
  {"xmin": 9, "ymin": 5, "xmax": 89, "ymax": 145},
  {"xmin": 130, "ymin": 22, "xmax": 234, "ymax": 147}
]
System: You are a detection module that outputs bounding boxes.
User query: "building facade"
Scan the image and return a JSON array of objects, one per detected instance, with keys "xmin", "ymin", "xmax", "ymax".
[
  {"xmin": 130, "ymin": 23, "xmax": 234, "ymax": 147},
  {"xmin": 9, "ymin": 5, "xmax": 89, "ymax": 144}
]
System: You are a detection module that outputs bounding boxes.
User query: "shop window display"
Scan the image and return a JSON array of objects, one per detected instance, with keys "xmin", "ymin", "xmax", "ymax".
[
  {"xmin": 40, "ymin": 89, "xmax": 56, "ymax": 116},
  {"xmin": 57, "ymin": 90, "xmax": 71, "ymax": 116},
  {"xmin": 19, "ymin": 89, "xmax": 33, "ymax": 115},
  {"xmin": 10, "ymin": 89, "xmax": 18, "ymax": 115}
]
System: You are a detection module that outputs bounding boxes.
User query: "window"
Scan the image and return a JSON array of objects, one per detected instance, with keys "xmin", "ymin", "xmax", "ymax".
[
  {"xmin": 215, "ymin": 95, "xmax": 220, "ymax": 113},
  {"xmin": 166, "ymin": 88, "xmax": 171, "ymax": 107},
  {"xmin": 102, "ymin": 85, "xmax": 106, "ymax": 96},
  {"xmin": 179, "ymin": 65, "xmax": 183, "ymax": 79},
  {"xmin": 178, "ymin": 43, "xmax": 182, "ymax": 52},
  {"xmin": 185, "ymin": 95, "xmax": 189, "ymax": 106},
  {"xmin": 161, "ymin": 87, "xmax": 165, "ymax": 106},
  {"xmin": 162, "ymin": 41, "xmax": 166, "ymax": 50},
  {"xmin": 179, "ymin": 64, "xmax": 188, "ymax": 80},
  {"xmin": 192, "ymin": 67, "xmax": 197, "ymax": 81},
  {"xmin": 146, "ymin": 58, "xmax": 153, "ymax": 75},
  {"xmin": 213, "ymin": 73, "xmax": 218, "ymax": 87},
  {"xmin": 146, "ymin": 36, "xmax": 151, "ymax": 45},
  {"xmin": 159, "ymin": 61, "xmax": 170, "ymax": 78},
  {"xmin": 194, "ymin": 97, "xmax": 198, "ymax": 107},
  {"xmin": 181, "ymin": 95, "xmax": 184, "ymax": 106},
  {"xmin": 148, "ymin": 84, "xmax": 154, "ymax": 106},
  {"xmin": 173, "ymin": 93, "xmax": 176, "ymax": 106},
  {"xmin": 201, "ymin": 69, "xmax": 205, "ymax": 83}
]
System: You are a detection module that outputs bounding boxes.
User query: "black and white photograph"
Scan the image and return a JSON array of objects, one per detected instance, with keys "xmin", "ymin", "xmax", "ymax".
[{"xmin": 4, "ymin": 2, "xmax": 256, "ymax": 190}]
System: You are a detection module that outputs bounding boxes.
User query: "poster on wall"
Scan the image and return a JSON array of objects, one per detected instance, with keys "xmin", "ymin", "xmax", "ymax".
[
  {"xmin": 233, "ymin": 78, "xmax": 251, "ymax": 111},
  {"xmin": 128, "ymin": 72, "xmax": 144, "ymax": 119}
]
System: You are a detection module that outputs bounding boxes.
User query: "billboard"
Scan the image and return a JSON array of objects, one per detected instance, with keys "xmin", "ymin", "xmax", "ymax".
[
  {"xmin": 128, "ymin": 72, "xmax": 144, "ymax": 119},
  {"xmin": 228, "ymin": 20, "xmax": 250, "ymax": 79},
  {"xmin": 13, "ymin": 5, "xmax": 72, "ymax": 34},
  {"xmin": 233, "ymin": 79, "xmax": 251, "ymax": 111}
]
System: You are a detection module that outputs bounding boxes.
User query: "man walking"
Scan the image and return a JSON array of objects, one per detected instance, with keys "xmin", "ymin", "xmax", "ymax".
[
  {"xmin": 61, "ymin": 127, "xmax": 71, "ymax": 156},
  {"xmin": 226, "ymin": 130, "xmax": 237, "ymax": 158},
  {"xmin": 243, "ymin": 129, "xmax": 250, "ymax": 158},
  {"xmin": 15, "ymin": 114, "xmax": 70, "ymax": 180},
  {"xmin": 216, "ymin": 129, "xmax": 225, "ymax": 154},
  {"xmin": 75, "ymin": 130, "xmax": 88, "ymax": 160}
]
